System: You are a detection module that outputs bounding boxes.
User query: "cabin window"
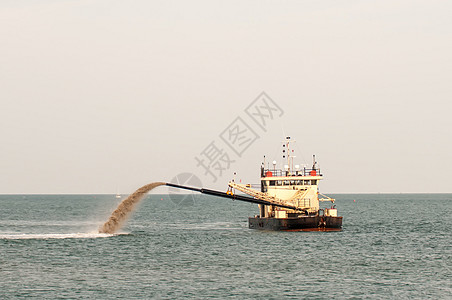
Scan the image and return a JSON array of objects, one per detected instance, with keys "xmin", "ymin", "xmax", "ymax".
[
  {"xmin": 311, "ymin": 180, "xmax": 317, "ymax": 185},
  {"xmin": 303, "ymin": 180, "xmax": 311, "ymax": 185},
  {"xmin": 269, "ymin": 180, "xmax": 275, "ymax": 186},
  {"xmin": 284, "ymin": 180, "xmax": 290, "ymax": 186},
  {"xmin": 277, "ymin": 180, "xmax": 283, "ymax": 186}
]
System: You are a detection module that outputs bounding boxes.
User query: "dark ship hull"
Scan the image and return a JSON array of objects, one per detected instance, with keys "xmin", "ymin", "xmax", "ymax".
[{"xmin": 249, "ymin": 215, "xmax": 342, "ymax": 231}]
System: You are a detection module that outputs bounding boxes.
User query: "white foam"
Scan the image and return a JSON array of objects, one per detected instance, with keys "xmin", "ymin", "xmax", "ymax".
[{"xmin": 0, "ymin": 232, "xmax": 121, "ymax": 240}]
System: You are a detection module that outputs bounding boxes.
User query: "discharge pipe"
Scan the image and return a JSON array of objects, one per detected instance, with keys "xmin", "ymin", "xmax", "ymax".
[{"xmin": 166, "ymin": 183, "xmax": 300, "ymax": 211}]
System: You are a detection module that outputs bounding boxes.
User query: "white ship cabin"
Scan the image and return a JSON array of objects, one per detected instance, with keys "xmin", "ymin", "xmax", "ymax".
[
  {"xmin": 228, "ymin": 137, "xmax": 335, "ymax": 219},
  {"xmin": 255, "ymin": 136, "xmax": 334, "ymax": 217},
  {"xmin": 260, "ymin": 164, "xmax": 323, "ymax": 215}
]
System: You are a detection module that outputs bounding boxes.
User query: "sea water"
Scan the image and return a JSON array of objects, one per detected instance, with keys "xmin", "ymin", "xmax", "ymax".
[{"xmin": 0, "ymin": 193, "xmax": 450, "ymax": 299}]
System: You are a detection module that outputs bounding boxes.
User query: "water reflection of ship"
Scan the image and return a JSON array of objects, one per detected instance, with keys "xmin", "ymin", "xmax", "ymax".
[{"xmin": 167, "ymin": 136, "xmax": 342, "ymax": 231}]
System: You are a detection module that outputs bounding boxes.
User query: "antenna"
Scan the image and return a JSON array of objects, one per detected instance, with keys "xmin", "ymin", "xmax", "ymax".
[{"xmin": 286, "ymin": 136, "xmax": 291, "ymax": 173}]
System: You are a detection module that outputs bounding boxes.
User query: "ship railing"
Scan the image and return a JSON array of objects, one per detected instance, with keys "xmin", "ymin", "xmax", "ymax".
[{"xmin": 262, "ymin": 168, "xmax": 322, "ymax": 177}]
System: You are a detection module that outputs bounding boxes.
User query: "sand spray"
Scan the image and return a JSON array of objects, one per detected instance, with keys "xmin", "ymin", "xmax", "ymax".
[{"xmin": 99, "ymin": 182, "xmax": 165, "ymax": 234}]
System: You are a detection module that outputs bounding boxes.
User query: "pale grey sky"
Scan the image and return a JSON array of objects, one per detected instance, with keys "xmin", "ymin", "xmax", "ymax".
[{"xmin": 1, "ymin": 0, "xmax": 451, "ymax": 194}]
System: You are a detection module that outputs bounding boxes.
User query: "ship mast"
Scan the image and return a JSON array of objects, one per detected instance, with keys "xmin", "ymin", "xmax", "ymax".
[
  {"xmin": 286, "ymin": 137, "xmax": 290, "ymax": 173},
  {"xmin": 283, "ymin": 136, "xmax": 294, "ymax": 175}
]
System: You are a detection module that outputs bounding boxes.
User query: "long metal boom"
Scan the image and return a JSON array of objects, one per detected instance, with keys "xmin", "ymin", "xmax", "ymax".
[{"xmin": 165, "ymin": 183, "xmax": 301, "ymax": 211}]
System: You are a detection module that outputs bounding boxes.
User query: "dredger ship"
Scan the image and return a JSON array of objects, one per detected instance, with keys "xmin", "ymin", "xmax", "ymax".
[{"xmin": 167, "ymin": 137, "xmax": 342, "ymax": 231}]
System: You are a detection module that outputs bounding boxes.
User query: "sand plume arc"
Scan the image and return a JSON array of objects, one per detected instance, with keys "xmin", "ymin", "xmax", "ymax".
[{"xmin": 99, "ymin": 182, "xmax": 165, "ymax": 234}]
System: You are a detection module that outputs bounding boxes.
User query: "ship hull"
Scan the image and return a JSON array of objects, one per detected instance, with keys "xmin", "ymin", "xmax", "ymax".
[{"xmin": 248, "ymin": 216, "xmax": 342, "ymax": 231}]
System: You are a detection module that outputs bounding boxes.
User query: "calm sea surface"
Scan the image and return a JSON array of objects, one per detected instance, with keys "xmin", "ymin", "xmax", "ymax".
[{"xmin": 0, "ymin": 193, "xmax": 450, "ymax": 299}]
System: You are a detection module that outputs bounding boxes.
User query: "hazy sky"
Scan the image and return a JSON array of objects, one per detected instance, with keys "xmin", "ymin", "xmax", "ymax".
[{"xmin": 1, "ymin": 0, "xmax": 451, "ymax": 194}]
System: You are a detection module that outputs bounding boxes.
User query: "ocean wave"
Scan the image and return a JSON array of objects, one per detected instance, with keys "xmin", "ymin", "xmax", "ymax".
[{"xmin": 0, "ymin": 232, "xmax": 121, "ymax": 240}]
